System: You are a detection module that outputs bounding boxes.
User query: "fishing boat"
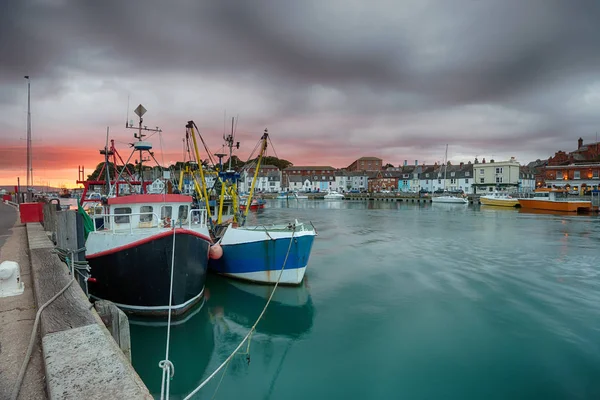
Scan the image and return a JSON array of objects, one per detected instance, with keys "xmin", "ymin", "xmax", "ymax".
[
  {"xmin": 518, "ymin": 189, "xmax": 592, "ymax": 213},
  {"xmin": 239, "ymin": 197, "xmax": 266, "ymax": 211},
  {"xmin": 323, "ymin": 190, "xmax": 344, "ymax": 200},
  {"xmin": 432, "ymin": 144, "xmax": 468, "ymax": 204},
  {"xmin": 183, "ymin": 120, "xmax": 317, "ymax": 285},
  {"xmin": 479, "ymin": 192, "xmax": 520, "ymax": 207},
  {"xmin": 276, "ymin": 192, "xmax": 288, "ymax": 199},
  {"xmin": 83, "ymin": 106, "xmax": 215, "ymax": 316}
]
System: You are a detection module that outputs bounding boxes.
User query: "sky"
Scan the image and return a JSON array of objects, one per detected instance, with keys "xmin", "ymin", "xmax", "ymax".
[{"xmin": 1, "ymin": 0, "xmax": 600, "ymax": 188}]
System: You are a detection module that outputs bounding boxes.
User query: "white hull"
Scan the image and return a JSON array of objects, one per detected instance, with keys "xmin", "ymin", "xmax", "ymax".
[
  {"xmin": 220, "ymin": 266, "xmax": 307, "ymax": 285},
  {"xmin": 432, "ymin": 195, "xmax": 468, "ymax": 204}
]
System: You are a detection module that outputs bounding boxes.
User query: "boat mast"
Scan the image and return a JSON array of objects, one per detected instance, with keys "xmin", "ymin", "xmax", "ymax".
[
  {"xmin": 443, "ymin": 144, "xmax": 448, "ymax": 192},
  {"xmin": 126, "ymin": 104, "xmax": 161, "ymax": 194},
  {"xmin": 244, "ymin": 130, "xmax": 268, "ymax": 218},
  {"xmin": 24, "ymin": 76, "xmax": 33, "ymax": 194}
]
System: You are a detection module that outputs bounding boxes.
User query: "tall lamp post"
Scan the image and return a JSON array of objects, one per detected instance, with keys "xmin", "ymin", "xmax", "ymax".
[{"xmin": 25, "ymin": 76, "xmax": 32, "ymax": 197}]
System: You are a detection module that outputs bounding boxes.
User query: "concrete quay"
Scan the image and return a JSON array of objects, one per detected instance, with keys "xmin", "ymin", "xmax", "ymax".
[
  {"xmin": 1, "ymin": 202, "xmax": 152, "ymax": 399},
  {"xmin": 0, "ymin": 201, "xmax": 47, "ymax": 400}
]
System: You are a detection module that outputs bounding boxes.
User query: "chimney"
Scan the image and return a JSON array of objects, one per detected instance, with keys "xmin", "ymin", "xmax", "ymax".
[
  {"xmin": 403, "ymin": 160, "xmax": 407, "ymax": 166},
  {"xmin": 482, "ymin": 158, "xmax": 486, "ymax": 163},
  {"xmin": 460, "ymin": 162, "xmax": 464, "ymax": 167},
  {"xmin": 578, "ymin": 137, "xmax": 583, "ymax": 149},
  {"xmin": 415, "ymin": 160, "xmax": 418, "ymax": 166}
]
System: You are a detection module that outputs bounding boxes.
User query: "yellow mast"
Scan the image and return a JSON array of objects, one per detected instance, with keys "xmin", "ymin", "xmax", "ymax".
[
  {"xmin": 244, "ymin": 130, "xmax": 269, "ymax": 218},
  {"xmin": 187, "ymin": 122, "xmax": 212, "ymax": 220}
]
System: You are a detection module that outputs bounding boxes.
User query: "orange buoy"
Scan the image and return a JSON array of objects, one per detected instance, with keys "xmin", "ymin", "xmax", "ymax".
[{"xmin": 209, "ymin": 243, "xmax": 223, "ymax": 260}]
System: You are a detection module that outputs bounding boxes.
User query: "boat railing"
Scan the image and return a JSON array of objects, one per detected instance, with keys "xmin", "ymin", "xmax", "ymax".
[
  {"xmin": 92, "ymin": 212, "xmax": 161, "ymax": 234},
  {"xmin": 188, "ymin": 209, "xmax": 208, "ymax": 229}
]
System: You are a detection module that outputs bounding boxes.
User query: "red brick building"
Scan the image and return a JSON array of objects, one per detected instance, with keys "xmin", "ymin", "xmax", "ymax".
[
  {"xmin": 542, "ymin": 138, "xmax": 600, "ymax": 192},
  {"xmin": 347, "ymin": 157, "xmax": 382, "ymax": 172}
]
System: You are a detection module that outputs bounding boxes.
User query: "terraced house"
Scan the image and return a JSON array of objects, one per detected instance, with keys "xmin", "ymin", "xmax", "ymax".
[
  {"xmin": 282, "ymin": 166, "xmax": 337, "ymax": 192},
  {"xmin": 471, "ymin": 158, "xmax": 520, "ymax": 193}
]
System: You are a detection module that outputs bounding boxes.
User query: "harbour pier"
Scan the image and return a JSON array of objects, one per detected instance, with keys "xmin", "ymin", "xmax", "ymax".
[{"xmin": 0, "ymin": 200, "xmax": 151, "ymax": 399}]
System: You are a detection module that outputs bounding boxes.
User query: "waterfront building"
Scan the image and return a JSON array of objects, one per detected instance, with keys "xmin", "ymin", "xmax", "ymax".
[
  {"xmin": 282, "ymin": 166, "xmax": 336, "ymax": 190},
  {"xmin": 471, "ymin": 158, "xmax": 521, "ymax": 194},
  {"xmin": 335, "ymin": 170, "xmax": 369, "ymax": 192},
  {"xmin": 519, "ymin": 167, "xmax": 536, "ymax": 193},
  {"xmin": 347, "ymin": 156, "xmax": 382, "ymax": 172},
  {"xmin": 239, "ymin": 165, "xmax": 281, "ymax": 193}
]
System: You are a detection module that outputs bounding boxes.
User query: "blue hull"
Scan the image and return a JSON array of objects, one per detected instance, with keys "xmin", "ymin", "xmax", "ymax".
[{"xmin": 208, "ymin": 234, "xmax": 315, "ymax": 277}]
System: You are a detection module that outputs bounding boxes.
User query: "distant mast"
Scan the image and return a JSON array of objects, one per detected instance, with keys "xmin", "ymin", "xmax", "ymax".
[{"xmin": 24, "ymin": 76, "xmax": 33, "ymax": 192}]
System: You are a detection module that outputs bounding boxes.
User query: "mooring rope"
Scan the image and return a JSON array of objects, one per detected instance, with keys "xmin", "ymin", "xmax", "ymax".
[
  {"xmin": 159, "ymin": 225, "xmax": 178, "ymax": 400},
  {"xmin": 11, "ymin": 249, "xmax": 80, "ymax": 400},
  {"xmin": 182, "ymin": 227, "xmax": 297, "ymax": 400}
]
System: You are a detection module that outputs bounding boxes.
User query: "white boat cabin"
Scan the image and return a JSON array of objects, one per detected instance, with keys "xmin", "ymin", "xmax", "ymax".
[{"xmin": 91, "ymin": 194, "xmax": 207, "ymax": 232}]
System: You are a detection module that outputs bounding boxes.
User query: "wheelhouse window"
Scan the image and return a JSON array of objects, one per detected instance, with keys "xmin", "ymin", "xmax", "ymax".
[
  {"xmin": 161, "ymin": 206, "xmax": 173, "ymax": 219},
  {"xmin": 114, "ymin": 207, "xmax": 131, "ymax": 224},
  {"xmin": 178, "ymin": 205, "xmax": 189, "ymax": 221},
  {"xmin": 140, "ymin": 206, "xmax": 153, "ymax": 222}
]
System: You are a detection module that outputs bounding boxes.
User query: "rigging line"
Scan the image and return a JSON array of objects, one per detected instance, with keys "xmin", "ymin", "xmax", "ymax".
[
  {"xmin": 159, "ymin": 225, "xmax": 178, "ymax": 400},
  {"xmin": 183, "ymin": 228, "xmax": 297, "ymax": 400},
  {"xmin": 191, "ymin": 121, "xmax": 217, "ymax": 167},
  {"xmin": 109, "ymin": 148, "xmax": 136, "ymax": 197},
  {"xmin": 267, "ymin": 135, "xmax": 279, "ymax": 160}
]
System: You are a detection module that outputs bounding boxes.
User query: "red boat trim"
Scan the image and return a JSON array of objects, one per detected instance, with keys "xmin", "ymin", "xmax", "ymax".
[
  {"xmin": 108, "ymin": 194, "xmax": 193, "ymax": 205},
  {"xmin": 86, "ymin": 228, "xmax": 212, "ymax": 259}
]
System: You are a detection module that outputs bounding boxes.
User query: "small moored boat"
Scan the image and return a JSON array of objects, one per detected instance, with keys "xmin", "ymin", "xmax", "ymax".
[{"xmin": 479, "ymin": 192, "xmax": 520, "ymax": 207}]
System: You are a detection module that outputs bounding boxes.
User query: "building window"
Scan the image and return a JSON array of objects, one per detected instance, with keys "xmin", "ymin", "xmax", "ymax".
[
  {"xmin": 465, "ymin": 172, "xmax": 470, "ymax": 177},
  {"xmin": 480, "ymin": 178, "xmax": 485, "ymax": 184},
  {"xmin": 556, "ymin": 174, "xmax": 562, "ymax": 180},
  {"xmin": 496, "ymin": 167, "xmax": 503, "ymax": 174},
  {"xmin": 114, "ymin": 207, "xmax": 131, "ymax": 224},
  {"xmin": 140, "ymin": 206, "xmax": 153, "ymax": 222},
  {"xmin": 450, "ymin": 179, "xmax": 456, "ymax": 184},
  {"xmin": 450, "ymin": 172, "xmax": 455, "ymax": 177},
  {"xmin": 496, "ymin": 176, "xmax": 503, "ymax": 183},
  {"xmin": 594, "ymin": 170, "xmax": 599, "ymax": 179},
  {"xmin": 574, "ymin": 171, "xmax": 580, "ymax": 179},
  {"xmin": 438, "ymin": 179, "xmax": 441, "ymax": 184},
  {"xmin": 426, "ymin": 173, "xmax": 430, "ymax": 178},
  {"xmin": 465, "ymin": 179, "xmax": 469, "ymax": 184},
  {"xmin": 426, "ymin": 180, "xmax": 429, "ymax": 184},
  {"xmin": 480, "ymin": 169, "xmax": 484, "ymax": 175}
]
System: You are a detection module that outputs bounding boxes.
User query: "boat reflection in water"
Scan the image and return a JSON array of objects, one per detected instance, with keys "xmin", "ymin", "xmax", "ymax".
[
  {"xmin": 206, "ymin": 273, "xmax": 314, "ymax": 340},
  {"xmin": 129, "ymin": 300, "xmax": 215, "ymax": 398}
]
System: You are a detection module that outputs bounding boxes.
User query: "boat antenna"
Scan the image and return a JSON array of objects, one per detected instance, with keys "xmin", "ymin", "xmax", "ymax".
[
  {"xmin": 125, "ymin": 94, "xmax": 130, "ymax": 128},
  {"xmin": 125, "ymin": 104, "xmax": 162, "ymax": 194},
  {"xmin": 105, "ymin": 127, "xmax": 111, "ymax": 195}
]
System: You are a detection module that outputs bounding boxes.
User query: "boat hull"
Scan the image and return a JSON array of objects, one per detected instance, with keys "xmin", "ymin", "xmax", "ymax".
[
  {"xmin": 86, "ymin": 229, "xmax": 212, "ymax": 316},
  {"xmin": 208, "ymin": 227, "xmax": 316, "ymax": 285},
  {"xmin": 432, "ymin": 196, "xmax": 468, "ymax": 204},
  {"xmin": 479, "ymin": 197, "xmax": 519, "ymax": 207},
  {"xmin": 517, "ymin": 199, "xmax": 592, "ymax": 212}
]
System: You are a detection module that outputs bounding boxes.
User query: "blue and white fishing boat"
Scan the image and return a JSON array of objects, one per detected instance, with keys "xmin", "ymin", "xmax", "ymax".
[{"xmin": 183, "ymin": 120, "xmax": 317, "ymax": 285}]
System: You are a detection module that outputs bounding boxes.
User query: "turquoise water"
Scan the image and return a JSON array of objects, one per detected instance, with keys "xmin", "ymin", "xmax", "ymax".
[{"xmin": 130, "ymin": 200, "xmax": 600, "ymax": 399}]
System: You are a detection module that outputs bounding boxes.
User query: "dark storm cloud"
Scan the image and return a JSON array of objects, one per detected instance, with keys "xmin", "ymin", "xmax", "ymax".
[{"xmin": 1, "ymin": 0, "xmax": 600, "ymax": 167}]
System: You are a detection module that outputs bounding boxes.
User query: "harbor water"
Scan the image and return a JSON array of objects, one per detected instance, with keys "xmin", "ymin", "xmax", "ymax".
[{"xmin": 130, "ymin": 200, "xmax": 600, "ymax": 399}]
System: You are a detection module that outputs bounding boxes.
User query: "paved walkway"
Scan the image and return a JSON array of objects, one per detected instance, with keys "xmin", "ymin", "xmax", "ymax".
[{"xmin": 0, "ymin": 202, "xmax": 47, "ymax": 400}]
